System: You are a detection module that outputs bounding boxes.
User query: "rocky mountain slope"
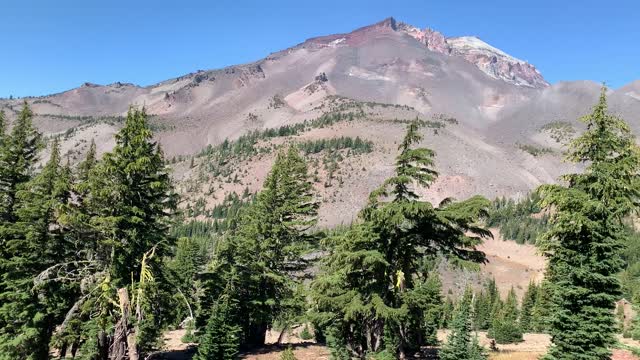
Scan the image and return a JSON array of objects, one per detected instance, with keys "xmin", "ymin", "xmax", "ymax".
[{"xmin": 1, "ymin": 17, "xmax": 638, "ymax": 224}]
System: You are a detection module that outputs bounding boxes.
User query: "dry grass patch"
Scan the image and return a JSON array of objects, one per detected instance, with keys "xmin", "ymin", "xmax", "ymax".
[{"xmin": 490, "ymin": 352, "xmax": 543, "ymax": 360}]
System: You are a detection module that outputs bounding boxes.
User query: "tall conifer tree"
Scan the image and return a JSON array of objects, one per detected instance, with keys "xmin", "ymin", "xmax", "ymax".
[
  {"xmin": 489, "ymin": 287, "xmax": 523, "ymax": 344},
  {"xmin": 520, "ymin": 281, "xmax": 538, "ymax": 332},
  {"xmin": 0, "ymin": 137, "xmax": 74, "ymax": 359},
  {"xmin": 539, "ymin": 88, "xmax": 640, "ymax": 360},
  {"xmin": 0, "ymin": 102, "xmax": 41, "ymax": 240},
  {"xmin": 440, "ymin": 288, "xmax": 487, "ymax": 360},
  {"xmin": 86, "ymin": 107, "xmax": 177, "ymax": 282},
  {"xmin": 0, "ymin": 102, "xmax": 47, "ymax": 359},
  {"xmin": 206, "ymin": 147, "xmax": 318, "ymax": 346},
  {"xmin": 71, "ymin": 107, "xmax": 177, "ymax": 357}
]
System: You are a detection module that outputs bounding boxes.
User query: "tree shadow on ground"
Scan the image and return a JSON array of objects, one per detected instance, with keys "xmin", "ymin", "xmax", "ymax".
[
  {"xmin": 238, "ymin": 341, "xmax": 319, "ymax": 355},
  {"xmin": 147, "ymin": 345, "xmax": 197, "ymax": 360}
]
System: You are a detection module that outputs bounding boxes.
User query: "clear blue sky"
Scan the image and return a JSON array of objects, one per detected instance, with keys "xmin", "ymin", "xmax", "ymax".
[{"xmin": 1, "ymin": 0, "xmax": 637, "ymax": 98}]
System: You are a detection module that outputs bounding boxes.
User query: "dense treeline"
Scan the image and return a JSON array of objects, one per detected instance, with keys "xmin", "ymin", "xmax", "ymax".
[
  {"xmin": 297, "ymin": 136, "xmax": 373, "ymax": 155},
  {"xmin": 171, "ymin": 219, "xmax": 218, "ymax": 238},
  {"xmin": 2, "ymin": 89, "xmax": 640, "ymax": 360},
  {"xmin": 191, "ymin": 111, "xmax": 369, "ymax": 186},
  {"xmin": 487, "ymin": 193, "xmax": 549, "ymax": 245},
  {"xmin": 186, "ymin": 190, "xmax": 255, "ymax": 219},
  {"xmin": 191, "ymin": 106, "xmax": 453, "ymax": 188},
  {"xmin": 196, "ymin": 111, "xmax": 365, "ymax": 161}
]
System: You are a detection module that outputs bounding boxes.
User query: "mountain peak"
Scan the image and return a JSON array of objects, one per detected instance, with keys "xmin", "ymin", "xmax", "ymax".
[
  {"xmin": 346, "ymin": 16, "xmax": 398, "ymax": 36},
  {"xmin": 297, "ymin": 18, "xmax": 547, "ymax": 88},
  {"xmin": 370, "ymin": 16, "xmax": 397, "ymax": 30}
]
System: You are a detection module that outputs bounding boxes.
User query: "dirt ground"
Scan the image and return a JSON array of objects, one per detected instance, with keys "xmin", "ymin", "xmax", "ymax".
[
  {"xmin": 156, "ymin": 329, "xmax": 640, "ymax": 360},
  {"xmin": 437, "ymin": 330, "xmax": 550, "ymax": 353},
  {"xmin": 153, "ymin": 328, "xmax": 329, "ymax": 360},
  {"xmin": 240, "ymin": 345, "xmax": 330, "ymax": 360},
  {"xmin": 440, "ymin": 229, "xmax": 547, "ymax": 300}
]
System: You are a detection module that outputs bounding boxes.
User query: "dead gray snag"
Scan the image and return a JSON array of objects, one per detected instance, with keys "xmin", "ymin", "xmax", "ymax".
[{"xmin": 111, "ymin": 288, "xmax": 139, "ymax": 360}]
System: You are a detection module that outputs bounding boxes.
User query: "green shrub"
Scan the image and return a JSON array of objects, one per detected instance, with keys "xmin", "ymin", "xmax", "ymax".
[
  {"xmin": 517, "ymin": 143, "xmax": 554, "ymax": 157},
  {"xmin": 299, "ymin": 324, "xmax": 314, "ymax": 340},
  {"xmin": 490, "ymin": 319, "xmax": 523, "ymax": 344},
  {"xmin": 540, "ymin": 121, "xmax": 575, "ymax": 143},
  {"xmin": 280, "ymin": 347, "xmax": 298, "ymax": 360},
  {"xmin": 194, "ymin": 299, "xmax": 240, "ymax": 360},
  {"xmin": 181, "ymin": 319, "xmax": 197, "ymax": 343}
]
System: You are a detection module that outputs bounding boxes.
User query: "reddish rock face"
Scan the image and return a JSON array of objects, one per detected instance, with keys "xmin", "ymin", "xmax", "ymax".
[
  {"xmin": 300, "ymin": 17, "xmax": 398, "ymax": 49},
  {"xmin": 398, "ymin": 20, "xmax": 549, "ymax": 88},
  {"xmin": 423, "ymin": 29, "xmax": 450, "ymax": 55}
]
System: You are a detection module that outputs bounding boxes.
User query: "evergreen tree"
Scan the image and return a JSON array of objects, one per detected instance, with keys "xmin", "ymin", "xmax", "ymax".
[
  {"xmin": 66, "ymin": 107, "xmax": 177, "ymax": 357},
  {"xmin": 474, "ymin": 279, "xmax": 498, "ymax": 330},
  {"xmin": 485, "ymin": 278, "xmax": 499, "ymax": 309},
  {"xmin": 77, "ymin": 139, "xmax": 96, "ymax": 184},
  {"xmin": 472, "ymin": 291, "xmax": 486, "ymax": 330},
  {"xmin": 0, "ymin": 137, "xmax": 74, "ymax": 359},
  {"xmin": 489, "ymin": 287, "xmax": 523, "ymax": 344},
  {"xmin": 539, "ymin": 88, "xmax": 640, "ymax": 360},
  {"xmin": 0, "ymin": 103, "xmax": 41, "ymax": 269},
  {"xmin": 416, "ymin": 274, "xmax": 444, "ymax": 345},
  {"xmin": 0, "ymin": 102, "xmax": 41, "ymax": 226},
  {"xmin": 0, "ymin": 103, "xmax": 55, "ymax": 359},
  {"xmin": 86, "ymin": 107, "xmax": 177, "ymax": 282},
  {"xmin": 311, "ymin": 122, "xmax": 491, "ymax": 358},
  {"xmin": 195, "ymin": 295, "xmax": 241, "ymax": 360},
  {"xmin": 65, "ymin": 139, "xmax": 100, "ymax": 263},
  {"xmin": 206, "ymin": 147, "xmax": 318, "ymax": 347},
  {"xmin": 467, "ymin": 336, "xmax": 487, "ymax": 360},
  {"xmin": 169, "ymin": 236, "xmax": 207, "ymax": 322},
  {"xmin": 520, "ymin": 281, "xmax": 538, "ymax": 332},
  {"xmin": 530, "ymin": 281, "xmax": 551, "ymax": 333},
  {"xmin": 486, "ymin": 296, "xmax": 503, "ymax": 339},
  {"xmin": 441, "ymin": 298, "xmax": 455, "ymax": 329},
  {"xmin": 440, "ymin": 288, "xmax": 487, "ymax": 360}
]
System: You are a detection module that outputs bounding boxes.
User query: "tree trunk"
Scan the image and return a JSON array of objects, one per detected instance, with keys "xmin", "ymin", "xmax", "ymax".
[
  {"xmin": 373, "ymin": 319, "xmax": 383, "ymax": 352},
  {"xmin": 70, "ymin": 341, "xmax": 79, "ymax": 359},
  {"xmin": 398, "ymin": 324, "xmax": 407, "ymax": 360},
  {"xmin": 111, "ymin": 288, "xmax": 140, "ymax": 360},
  {"xmin": 112, "ymin": 318, "xmax": 128, "ymax": 360},
  {"xmin": 246, "ymin": 322, "xmax": 268, "ymax": 348},
  {"xmin": 277, "ymin": 324, "xmax": 288, "ymax": 345},
  {"xmin": 58, "ymin": 342, "xmax": 68, "ymax": 359},
  {"xmin": 97, "ymin": 331, "xmax": 109, "ymax": 360},
  {"xmin": 120, "ymin": 288, "xmax": 140, "ymax": 360},
  {"xmin": 365, "ymin": 323, "xmax": 373, "ymax": 352}
]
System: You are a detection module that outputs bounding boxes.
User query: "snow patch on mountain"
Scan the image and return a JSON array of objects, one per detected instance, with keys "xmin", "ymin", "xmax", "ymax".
[
  {"xmin": 626, "ymin": 92, "xmax": 640, "ymax": 101},
  {"xmin": 448, "ymin": 36, "xmax": 525, "ymax": 64}
]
